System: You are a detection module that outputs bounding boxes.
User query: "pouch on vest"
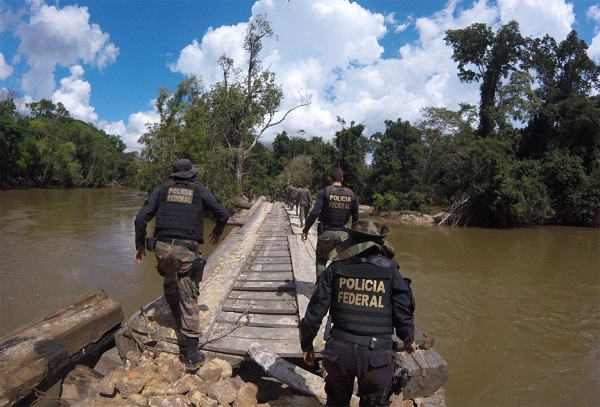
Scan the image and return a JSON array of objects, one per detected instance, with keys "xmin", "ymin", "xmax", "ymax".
[{"xmin": 145, "ymin": 236, "xmax": 158, "ymax": 252}]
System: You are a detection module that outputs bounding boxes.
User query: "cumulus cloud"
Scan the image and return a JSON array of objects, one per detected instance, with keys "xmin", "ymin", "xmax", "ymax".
[
  {"xmin": 52, "ymin": 65, "xmax": 97, "ymax": 123},
  {"xmin": 99, "ymin": 109, "xmax": 160, "ymax": 152},
  {"xmin": 498, "ymin": 0, "xmax": 574, "ymax": 39},
  {"xmin": 0, "ymin": 52, "xmax": 13, "ymax": 80},
  {"xmin": 15, "ymin": 0, "xmax": 118, "ymax": 98},
  {"xmin": 587, "ymin": 5, "xmax": 600, "ymax": 63}
]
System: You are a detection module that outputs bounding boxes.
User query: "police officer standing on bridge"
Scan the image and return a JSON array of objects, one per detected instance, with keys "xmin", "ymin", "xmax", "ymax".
[
  {"xmin": 301, "ymin": 167, "xmax": 359, "ymax": 279},
  {"xmin": 135, "ymin": 158, "xmax": 229, "ymax": 372},
  {"xmin": 300, "ymin": 220, "xmax": 418, "ymax": 407}
]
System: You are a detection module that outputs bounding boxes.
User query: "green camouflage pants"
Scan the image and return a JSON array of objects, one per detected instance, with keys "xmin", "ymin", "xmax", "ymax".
[
  {"xmin": 154, "ymin": 241, "xmax": 201, "ymax": 338},
  {"xmin": 315, "ymin": 230, "xmax": 348, "ymax": 279}
]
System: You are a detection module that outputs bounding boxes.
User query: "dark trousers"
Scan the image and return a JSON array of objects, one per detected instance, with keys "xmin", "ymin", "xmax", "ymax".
[{"xmin": 321, "ymin": 337, "xmax": 395, "ymax": 407}]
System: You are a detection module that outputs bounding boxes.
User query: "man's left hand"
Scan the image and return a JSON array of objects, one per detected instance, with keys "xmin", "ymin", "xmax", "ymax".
[{"xmin": 208, "ymin": 233, "xmax": 221, "ymax": 245}]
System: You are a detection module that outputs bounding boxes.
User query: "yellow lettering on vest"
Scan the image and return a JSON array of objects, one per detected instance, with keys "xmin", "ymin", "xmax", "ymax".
[
  {"xmin": 329, "ymin": 194, "xmax": 351, "ymax": 202},
  {"xmin": 339, "ymin": 277, "xmax": 347, "ymax": 289},
  {"xmin": 329, "ymin": 202, "xmax": 351, "ymax": 210},
  {"xmin": 167, "ymin": 187, "xmax": 194, "ymax": 204},
  {"xmin": 365, "ymin": 280, "xmax": 373, "ymax": 291},
  {"xmin": 376, "ymin": 281, "xmax": 386, "ymax": 293}
]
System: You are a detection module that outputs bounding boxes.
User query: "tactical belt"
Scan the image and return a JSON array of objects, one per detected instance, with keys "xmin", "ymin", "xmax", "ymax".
[
  {"xmin": 331, "ymin": 330, "xmax": 397, "ymax": 351},
  {"xmin": 157, "ymin": 237, "xmax": 199, "ymax": 252},
  {"xmin": 320, "ymin": 223, "xmax": 346, "ymax": 231}
]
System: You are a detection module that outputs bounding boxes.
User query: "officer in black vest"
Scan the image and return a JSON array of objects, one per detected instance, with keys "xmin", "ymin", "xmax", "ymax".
[
  {"xmin": 135, "ymin": 158, "xmax": 229, "ymax": 372},
  {"xmin": 300, "ymin": 220, "xmax": 418, "ymax": 407},
  {"xmin": 301, "ymin": 167, "xmax": 359, "ymax": 279}
]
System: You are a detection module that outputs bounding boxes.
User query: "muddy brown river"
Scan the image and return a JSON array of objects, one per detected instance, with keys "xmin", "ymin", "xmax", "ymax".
[{"xmin": 0, "ymin": 188, "xmax": 598, "ymax": 406}]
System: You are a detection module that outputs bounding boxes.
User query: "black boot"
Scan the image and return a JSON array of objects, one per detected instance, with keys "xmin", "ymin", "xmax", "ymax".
[{"xmin": 181, "ymin": 336, "xmax": 205, "ymax": 373}]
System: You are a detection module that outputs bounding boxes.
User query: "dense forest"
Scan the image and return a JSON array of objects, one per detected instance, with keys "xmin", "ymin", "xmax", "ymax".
[{"xmin": 1, "ymin": 18, "xmax": 599, "ymax": 228}]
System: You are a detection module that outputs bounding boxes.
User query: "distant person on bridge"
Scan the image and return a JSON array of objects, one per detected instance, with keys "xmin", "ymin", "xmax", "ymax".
[
  {"xmin": 301, "ymin": 167, "xmax": 359, "ymax": 279},
  {"xmin": 134, "ymin": 158, "xmax": 229, "ymax": 373},
  {"xmin": 300, "ymin": 220, "xmax": 418, "ymax": 407},
  {"xmin": 297, "ymin": 184, "xmax": 313, "ymax": 228}
]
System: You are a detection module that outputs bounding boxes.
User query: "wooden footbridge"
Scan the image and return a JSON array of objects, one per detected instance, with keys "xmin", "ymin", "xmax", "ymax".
[
  {"xmin": 119, "ymin": 197, "xmax": 448, "ymax": 401},
  {"xmin": 122, "ymin": 198, "xmax": 325, "ymax": 359}
]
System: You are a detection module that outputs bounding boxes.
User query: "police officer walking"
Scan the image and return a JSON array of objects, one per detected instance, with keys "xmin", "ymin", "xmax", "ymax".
[
  {"xmin": 298, "ymin": 184, "xmax": 313, "ymax": 228},
  {"xmin": 134, "ymin": 158, "xmax": 229, "ymax": 372},
  {"xmin": 299, "ymin": 220, "xmax": 418, "ymax": 407},
  {"xmin": 301, "ymin": 167, "xmax": 359, "ymax": 279}
]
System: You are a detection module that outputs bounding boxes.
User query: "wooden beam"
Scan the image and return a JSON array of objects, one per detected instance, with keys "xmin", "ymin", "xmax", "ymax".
[{"xmin": 0, "ymin": 288, "xmax": 125, "ymax": 406}]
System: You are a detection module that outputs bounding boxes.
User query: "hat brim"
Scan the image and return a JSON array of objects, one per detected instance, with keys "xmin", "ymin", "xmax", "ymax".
[
  {"xmin": 345, "ymin": 225, "xmax": 390, "ymax": 240},
  {"xmin": 171, "ymin": 168, "xmax": 198, "ymax": 178}
]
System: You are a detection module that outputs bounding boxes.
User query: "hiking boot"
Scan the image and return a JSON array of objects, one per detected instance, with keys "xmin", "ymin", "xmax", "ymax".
[
  {"xmin": 184, "ymin": 350, "xmax": 206, "ymax": 373},
  {"xmin": 180, "ymin": 336, "xmax": 204, "ymax": 373}
]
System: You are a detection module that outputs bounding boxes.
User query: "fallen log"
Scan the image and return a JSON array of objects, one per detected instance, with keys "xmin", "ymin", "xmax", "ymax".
[
  {"xmin": 0, "ymin": 288, "xmax": 125, "ymax": 407},
  {"xmin": 247, "ymin": 342, "xmax": 327, "ymax": 404}
]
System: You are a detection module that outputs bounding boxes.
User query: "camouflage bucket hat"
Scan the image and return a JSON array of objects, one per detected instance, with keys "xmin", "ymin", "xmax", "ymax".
[
  {"xmin": 331, "ymin": 220, "xmax": 394, "ymax": 262},
  {"xmin": 345, "ymin": 220, "xmax": 390, "ymax": 240}
]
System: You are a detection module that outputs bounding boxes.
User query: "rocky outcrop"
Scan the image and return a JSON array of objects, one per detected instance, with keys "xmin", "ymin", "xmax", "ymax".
[{"xmin": 59, "ymin": 347, "xmax": 445, "ymax": 406}]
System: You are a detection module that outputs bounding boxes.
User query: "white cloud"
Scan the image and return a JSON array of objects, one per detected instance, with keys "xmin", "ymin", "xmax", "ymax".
[
  {"xmin": 52, "ymin": 65, "xmax": 97, "ymax": 123},
  {"xmin": 0, "ymin": 52, "xmax": 13, "ymax": 80},
  {"xmin": 587, "ymin": 5, "xmax": 600, "ymax": 63},
  {"xmin": 5, "ymin": 0, "xmax": 591, "ymax": 152},
  {"xmin": 498, "ymin": 0, "xmax": 574, "ymax": 40},
  {"xmin": 100, "ymin": 109, "xmax": 160, "ymax": 153},
  {"xmin": 15, "ymin": 0, "xmax": 118, "ymax": 98}
]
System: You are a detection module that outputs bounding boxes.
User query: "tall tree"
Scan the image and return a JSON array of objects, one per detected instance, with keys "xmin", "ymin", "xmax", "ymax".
[
  {"xmin": 332, "ymin": 118, "xmax": 370, "ymax": 198},
  {"xmin": 521, "ymin": 31, "xmax": 600, "ymax": 167},
  {"xmin": 206, "ymin": 14, "xmax": 310, "ymax": 184},
  {"xmin": 137, "ymin": 76, "xmax": 208, "ymax": 191},
  {"xmin": 368, "ymin": 118, "xmax": 423, "ymax": 198},
  {"xmin": 445, "ymin": 21, "xmax": 526, "ymax": 137}
]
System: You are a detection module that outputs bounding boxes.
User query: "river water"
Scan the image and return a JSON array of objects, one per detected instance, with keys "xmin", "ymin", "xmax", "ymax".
[{"xmin": 0, "ymin": 188, "xmax": 598, "ymax": 406}]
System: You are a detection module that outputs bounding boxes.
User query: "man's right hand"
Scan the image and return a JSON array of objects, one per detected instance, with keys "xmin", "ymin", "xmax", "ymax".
[
  {"xmin": 301, "ymin": 232, "xmax": 308, "ymax": 242},
  {"xmin": 404, "ymin": 340, "xmax": 418, "ymax": 354},
  {"xmin": 135, "ymin": 248, "xmax": 145, "ymax": 263},
  {"xmin": 303, "ymin": 350, "xmax": 315, "ymax": 366}
]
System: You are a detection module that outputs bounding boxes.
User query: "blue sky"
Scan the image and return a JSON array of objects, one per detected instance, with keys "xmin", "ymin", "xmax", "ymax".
[{"xmin": 1, "ymin": 0, "xmax": 599, "ymax": 151}]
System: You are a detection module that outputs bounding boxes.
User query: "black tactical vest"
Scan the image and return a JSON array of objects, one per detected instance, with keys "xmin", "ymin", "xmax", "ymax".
[
  {"xmin": 330, "ymin": 255, "xmax": 395, "ymax": 335},
  {"xmin": 318, "ymin": 185, "xmax": 355, "ymax": 227},
  {"xmin": 155, "ymin": 179, "xmax": 204, "ymax": 242}
]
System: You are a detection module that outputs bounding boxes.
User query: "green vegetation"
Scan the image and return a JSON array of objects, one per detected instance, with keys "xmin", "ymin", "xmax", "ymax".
[{"xmin": 1, "ymin": 18, "xmax": 598, "ymax": 227}]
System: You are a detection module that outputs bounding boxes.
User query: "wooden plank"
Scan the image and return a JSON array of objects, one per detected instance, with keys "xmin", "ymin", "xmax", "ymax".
[
  {"xmin": 227, "ymin": 291, "xmax": 296, "ymax": 301},
  {"xmin": 237, "ymin": 272, "xmax": 294, "ymax": 282},
  {"xmin": 253, "ymin": 250, "xmax": 290, "ymax": 257},
  {"xmin": 232, "ymin": 281, "xmax": 296, "ymax": 291},
  {"xmin": 211, "ymin": 324, "xmax": 300, "ymax": 341},
  {"xmin": 396, "ymin": 347, "xmax": 449, "ymax": 400},
  {"xmin": 221, "ymin": 299, "xmax": 297, "ymax": 314},
  {"xmin": 247, "ymin": 343, "xmax": 326, "ymax": 403},
  {"xmin": 250, "ymin": 257, "xmax": 291, "ymax": 264},
  {"xmin": 195, "ymin": 225, "xmax": 262, "ymax": 335},
  {"xmin": 260, "ymin": 236, "xmax": 288, "ymax": 241},
  {"xmin": 203, "ymin": 337, "xmax": 303, "ymax": 358},
  {"xmin": 247, "ymin": 264, "xmax": 293, "ymax": 272},
  {"xmin": 0, "ymin": 288, "xmax": 125, "ymax": 406},
  {"xmin": 289, "ymin": 235, "xmax": 327, "ymax": 352},
  {"xmin": 217, "ymin": 312, "xmax": 298, "ymax": 327}
]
